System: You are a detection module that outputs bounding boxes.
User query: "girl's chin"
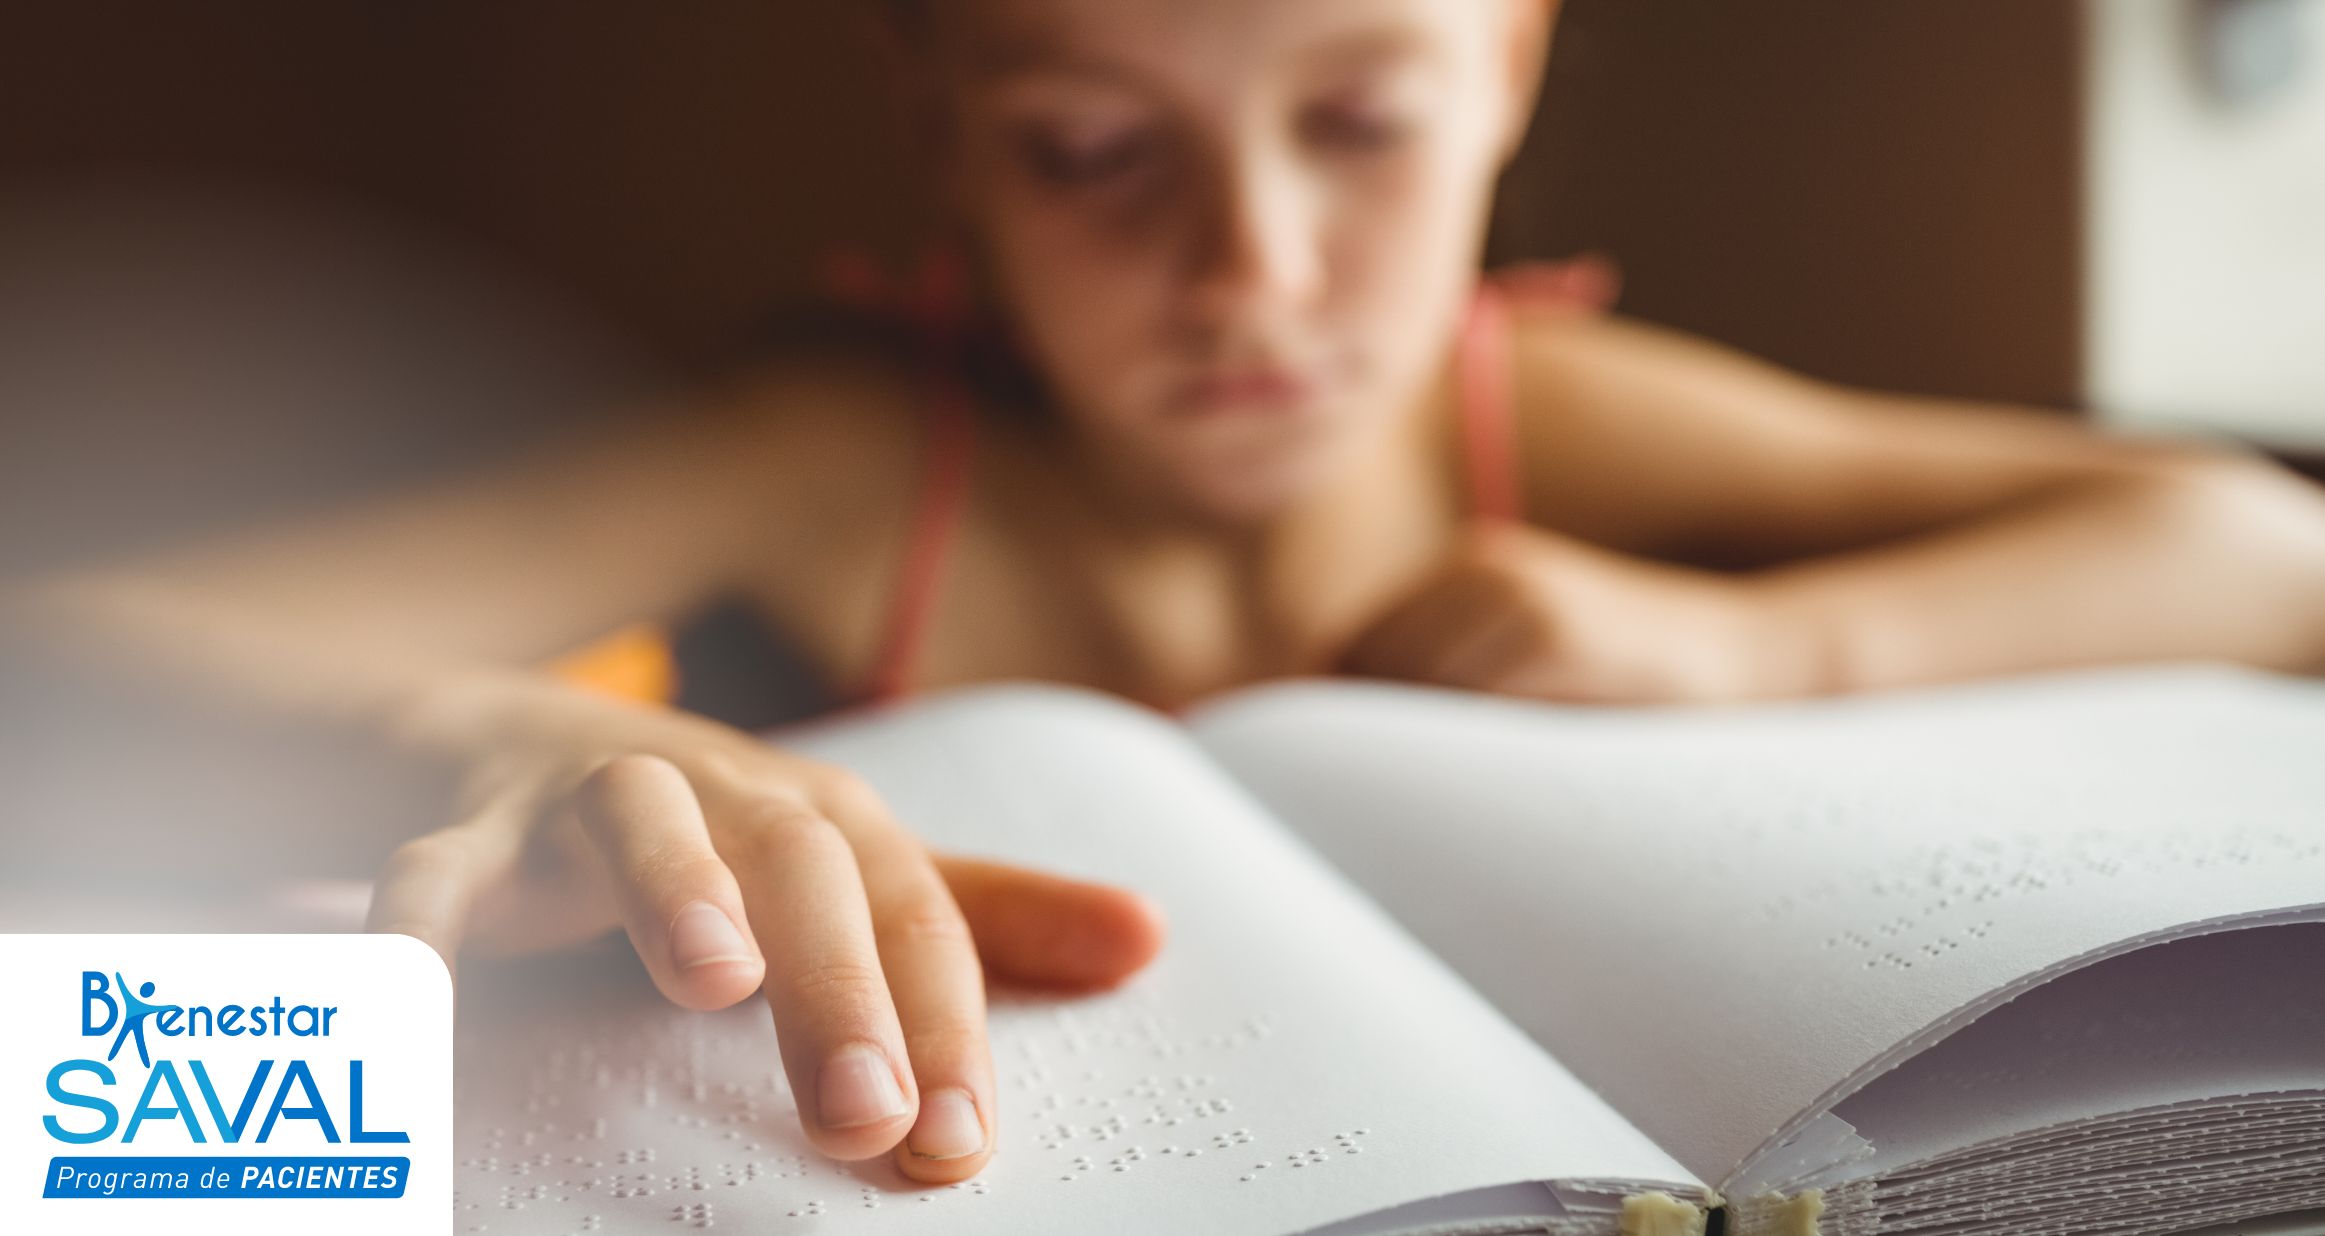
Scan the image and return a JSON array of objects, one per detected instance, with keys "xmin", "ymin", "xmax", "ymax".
[
  {"xmin": 1078, "ymin": 413, "xmax": 1353, "ymax": 524},
  {"xmin": 1160, "ymin": 451, "xmax": 1338, "ymax": 526}
]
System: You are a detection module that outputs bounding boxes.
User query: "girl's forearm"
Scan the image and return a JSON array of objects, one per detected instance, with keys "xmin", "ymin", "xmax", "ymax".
[
  {"xmin": 3, "ymin": 570, "xmax": 556, "ymax": 750},
  {"xmin": 1744, "ymin": 456, "xmax": 2325, "ymax": 696},
  {"xmin": 0, "ymin": 574, "xmax": 550, "ymax": 877}
]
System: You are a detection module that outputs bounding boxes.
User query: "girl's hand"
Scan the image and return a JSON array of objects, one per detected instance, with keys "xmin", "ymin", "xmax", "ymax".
[
  {"xmin": 363, "ymin": 674, "xmax": 1167, "ymax": 1183},
  {"xmin": 1341, "ymin": 523, "xmax": 1783, "ymax": 705}
]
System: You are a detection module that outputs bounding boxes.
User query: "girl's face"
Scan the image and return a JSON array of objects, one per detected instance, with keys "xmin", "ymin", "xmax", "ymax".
[{"xmin": 926, "ymin": 0, "xmax": 1548, "ymax": 523}]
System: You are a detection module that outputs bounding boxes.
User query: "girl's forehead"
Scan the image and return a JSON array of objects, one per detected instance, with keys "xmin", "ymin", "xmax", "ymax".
[{"xmin": 942, "ymin": 0, "xmax": 1501, "ymax": 85}]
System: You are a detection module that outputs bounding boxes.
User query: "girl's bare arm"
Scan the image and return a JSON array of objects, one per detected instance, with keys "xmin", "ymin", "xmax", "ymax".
[
  {"xmin": 1509, "ymin": 310, "xmax": 2325, "ymax": 691},
  {"xmin": 6, "ymin": 362, "xmax": 917, "ymax": 722}
]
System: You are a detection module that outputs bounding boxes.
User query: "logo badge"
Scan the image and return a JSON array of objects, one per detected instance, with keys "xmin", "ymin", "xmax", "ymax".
[{"xmin": 2, "ymin": 934, "xmax": 450, "ymax": 1233}]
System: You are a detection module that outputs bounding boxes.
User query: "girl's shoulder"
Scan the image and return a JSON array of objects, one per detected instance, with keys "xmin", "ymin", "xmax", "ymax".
[
  {"xmin": 720, "ymin": 299, "xmax": 1039, "ymax": 482},
  {"xmin": 1495, "ymin": 283, "xmax": 1814, "ymax": 556},
  {"xmin": 697, "ymin": 304, "xmax": 1014, "ymax": 681},
  {"xmin": 703, "ymin": 320, "xmax": 944, "ymax": 585},
  {"xmin": 725, "ymin": 325, "xmax": 931, "ymax": 484}
]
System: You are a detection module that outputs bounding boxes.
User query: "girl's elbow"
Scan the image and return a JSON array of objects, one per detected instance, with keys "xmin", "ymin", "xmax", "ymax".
[
  {"xmin": 2167, "ymin": 452, "xmax": 2325, "ymax": 552},
  {"xmin": 2144, "ymin": 451, "xmax": 2325, "ymax": 664}
]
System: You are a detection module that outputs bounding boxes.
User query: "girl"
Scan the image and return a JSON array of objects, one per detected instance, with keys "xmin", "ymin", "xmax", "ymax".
[{"xmin": 13, "ymin": 0, "xmax": 2325, "ymax": 1187}]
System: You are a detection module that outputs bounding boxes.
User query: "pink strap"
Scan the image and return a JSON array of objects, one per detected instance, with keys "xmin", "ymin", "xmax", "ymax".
[
  {"xmin": 1486, "ymin": 252, "xmax": 1623, "ymax": 316},
  {"xmin": 821, "ymin": 245, "xmax": 979, "ymax": 706},
  {"xmin": 862, "ymin": 379, "xmax": 974, "ymax": 705},
  {"xmin": 1455, "ymin": 280, "xmax": 1523, "ymax": 525},
  {"xmin": 1454, "ymin": 253, "xmax": 1623, "ymax": 525}
]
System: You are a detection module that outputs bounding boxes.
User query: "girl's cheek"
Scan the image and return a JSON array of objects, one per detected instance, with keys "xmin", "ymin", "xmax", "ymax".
[
  {"xmin": 980, "ymin": 173, "xmax": 1165, "ymax": 276},
  {"xmin": 1328, "ymin": 153, "xmax": 1492, "ymax": 393},
  {"xmin": 979, "ymin": 202, "xmax": 1173, "ymax": 409},
  {"xmin": 987, "ymin": 181, "xmax": 1179, "ymax": 315},
  {"xmin": 1324, "ymin": 159, "xmax": 1456, "ymax": 294}
]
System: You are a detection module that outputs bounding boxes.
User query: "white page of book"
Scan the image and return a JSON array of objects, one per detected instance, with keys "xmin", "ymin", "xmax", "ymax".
[
  {"xmin": 1188, "ymin": 663, "xmax": 2325, "ymax": 1189},
  {"xmin": 447, "ymin": 684, "xmax": 1696, "ymax": 1235}
]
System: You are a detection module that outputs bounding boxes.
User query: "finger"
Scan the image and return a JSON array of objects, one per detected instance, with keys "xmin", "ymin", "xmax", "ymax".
[
  {"xmin": 1344, "ymin": 567, "xmax": 1505, "ymax": 682},
  {"xmin": 935, "ymin": 854, "xmax": 1168, "ymax": 989},
  {"xmin": 710, "ymin": 788, "xmax": 916, "ymax": 1161},
  {"xmin": 1341, "ymin": 582, "xmax": 1458, "ymax": 678},
  {"xmin": 817, "ymin": 778, "xmax": 996, "ymax": 1182},
  {"xmin": 1424, "ymin": 604, "xmax": 1536, "ymax": 690},
  {"xmin": 570, "ymin": 753, "xmax": 766, "ymax": 1012},
  {"xmin": 363, "ymin": 793, "xmax": 529, "ymax": 983}
]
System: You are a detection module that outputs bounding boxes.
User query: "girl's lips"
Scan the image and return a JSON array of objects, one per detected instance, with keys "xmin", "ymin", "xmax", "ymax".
[{"xmin": 1171, "ymin": 366, "xmax": 1320, "ymax": 415}]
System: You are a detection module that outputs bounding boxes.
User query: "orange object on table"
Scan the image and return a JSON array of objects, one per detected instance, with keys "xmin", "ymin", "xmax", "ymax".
[{"xmin": 543, "ymin": 621, "xmax": 680, "ymax": 707}]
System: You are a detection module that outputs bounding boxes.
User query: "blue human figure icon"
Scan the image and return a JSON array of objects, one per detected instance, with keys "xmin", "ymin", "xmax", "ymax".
[{"xmin": 106, "ymin": 974, "xmax": 180, "ymax": 1069}]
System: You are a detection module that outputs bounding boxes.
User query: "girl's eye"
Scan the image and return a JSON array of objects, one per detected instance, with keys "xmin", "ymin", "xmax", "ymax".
[
  {"xmin": 1302, "ymin": 102, "xmax": 1414, "ymax": 154},
  {"xmin": 1017, "ymin": 125, "xmax": 1161, "ymax": 188}
]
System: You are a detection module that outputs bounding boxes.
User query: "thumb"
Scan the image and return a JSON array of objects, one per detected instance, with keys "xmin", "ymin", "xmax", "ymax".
[{"xmin": 933, "ymin": 854, "xmax": 1167, "ymax": 989}]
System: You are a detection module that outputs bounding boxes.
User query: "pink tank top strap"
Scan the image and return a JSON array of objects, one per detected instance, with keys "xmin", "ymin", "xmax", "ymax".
[
  {"xmin": 861, "ymin": 371, "xmax": 974, "ymax": 706},
  {"xmin": 1453, "ymin": 253, "xmax": 1623, "ymax": 526},
  {"xmin": 1454, "ymin": 278, "xmax": 1523, "ymax": 525},
  {"xmin": 821, "ymin": 245, "xmax": 980, "ymax": 708}
]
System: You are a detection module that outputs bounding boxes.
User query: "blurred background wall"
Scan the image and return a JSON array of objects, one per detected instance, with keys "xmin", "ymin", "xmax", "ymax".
[
  {"xmin": 0, "ymin": 0, "xmax": 2316, "ymax": 579},
  {"xmin": 0, "ymin": 3, "xmax": 919, "ymax": 368},
  {"xmin": 2085, "ymin": 0, "xmax": 2325, "ymax": 447},
  {"xmin": 1498, "ymin": 1, "xmax": 2084, "ymax": 409},
  {"xmin": 0, "ymin": 0, "xmax": 2089, "ymax": 388}
]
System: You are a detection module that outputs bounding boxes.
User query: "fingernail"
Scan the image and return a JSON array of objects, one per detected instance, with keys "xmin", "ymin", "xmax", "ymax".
[
  {"xmin": 669, "ymin": 900, "xmax": 752, "ymax": 971},
  {"xmin": 818, "ymin": 1042, "xmax": 908, "ymax": 1129},
  {"xmin": 907, "ymin": 1088, "xmax": 985, "ymax": 1160}
]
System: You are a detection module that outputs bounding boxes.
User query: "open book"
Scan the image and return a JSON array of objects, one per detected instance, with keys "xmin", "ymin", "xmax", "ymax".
[{"xmin": 450, "ymin": 663, "xmax": 2325, "ymax": 1236}]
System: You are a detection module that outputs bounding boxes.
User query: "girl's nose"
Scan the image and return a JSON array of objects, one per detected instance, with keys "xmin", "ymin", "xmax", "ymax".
[{"xmin": 1181, "ymin": 151, "xmax": 1325, "ymax": 332}]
